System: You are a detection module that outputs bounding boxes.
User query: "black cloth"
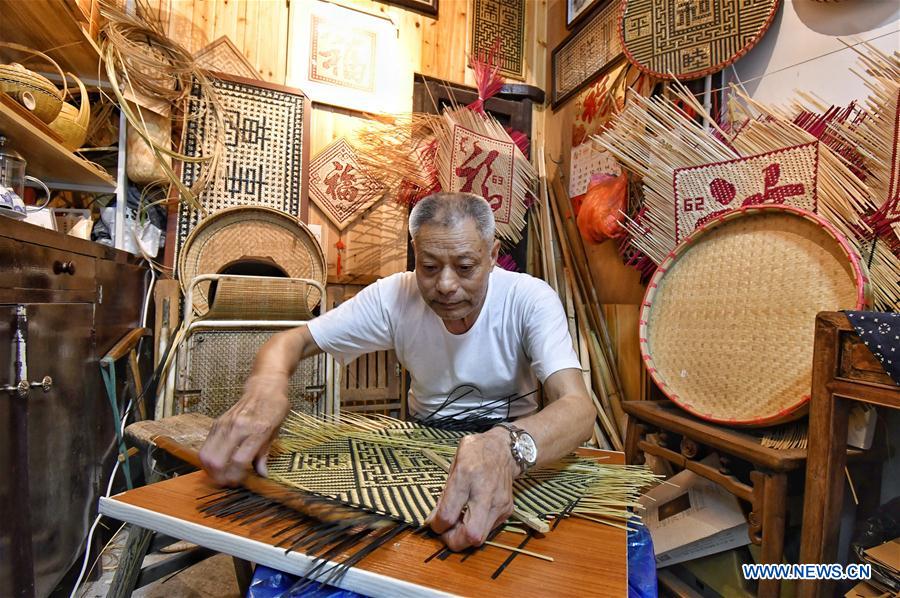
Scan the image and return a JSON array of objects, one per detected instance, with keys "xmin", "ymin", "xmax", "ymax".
[{"xmin": 845, "ymin": 311, "xmax": 900, "ymax": 386}]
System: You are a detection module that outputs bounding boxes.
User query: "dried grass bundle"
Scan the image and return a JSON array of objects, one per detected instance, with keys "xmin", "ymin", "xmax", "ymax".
[
  {"xmin": 592, "ymin": 62, "xmax": 899, "ymax": 310},
  {"xmin": 99, "ymin": 0, "xmax": 224, "ymax": 208},
  {"xmin": 351, "ymin": 113, "xmax": 442, "ymax": 205}
]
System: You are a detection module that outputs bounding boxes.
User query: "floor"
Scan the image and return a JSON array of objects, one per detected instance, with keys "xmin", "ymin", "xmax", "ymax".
[{"xmin": 78, "ymin": 529, "xmax": 242, "ymax": 598}]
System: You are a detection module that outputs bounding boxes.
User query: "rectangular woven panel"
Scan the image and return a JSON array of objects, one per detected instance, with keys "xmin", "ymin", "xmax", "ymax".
[
  {"xmin": 470, "ymin": 0, "xmax": 526, "ymax": 80},
  {"xmin": 551, "ymin": 0, "xmax": 622, "ymax": 108},
  {"xmin": 673, "ymin": 142, "xmax": 819, "ymax": 244},
  {"xmin": 176, "ymin": 74, "xmax": 310, "ymax": 267}
]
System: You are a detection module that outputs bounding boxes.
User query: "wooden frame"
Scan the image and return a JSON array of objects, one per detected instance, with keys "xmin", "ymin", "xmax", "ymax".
[
  {"xmin": 551, "ymin": 0, "xmax": 622, "ymax": 109},
  {"xmin": 566, "ymin": 0, "xmax": 603, "ymax": 29},
  {"xmin": 286, "ymin": 0, "xmax": 412, "ymax": 114},
  {"xmin": 382, "ymin": 0, "xmax": 438, "ymax": 16}
]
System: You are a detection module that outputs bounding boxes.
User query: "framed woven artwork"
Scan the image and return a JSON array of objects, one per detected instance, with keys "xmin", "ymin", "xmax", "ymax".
[
  {"xmin": 194, "ymin": 36, "xmax": 259, "ymax": 80},
  {"xmin": 470, "ymin": 0, "xmax": 526, "ymax": 81},
  {"xmin": 287, "ymin": 0, "xmax": 412, "ymax": 114},
  {"xmin": 673, "ymin": 142, "xmax": 819, "ymax": 244},
  {"xmin": 176, "ymin": 73, "xmax": 311, "ymax": 267},
  {"xmin": 567, "ymin": 0, "xmax": 603, "ymax": 29},
  {"xmin": 551, "ymin": 0, "xmax": 622, "ymax": 109},
  {"xmin": 308, "ymin": 138, "xmax": 388, "ymax": 231},
  {"xmin": 382, "ymin": 0, "xmax": 438, "ymax": 16},
  {"xmin": 620, "ymin": 0, "xmax": 780, "ymax": 80}
]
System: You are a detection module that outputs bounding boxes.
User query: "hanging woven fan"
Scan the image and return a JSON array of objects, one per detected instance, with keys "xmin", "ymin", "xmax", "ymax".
[
  {"xmin": 641, "ymin": 205, "xmax": 869, "ymax": 426},
  {"xmin": 619, "ymin": 0, "xmax": 780, "ymax": 80},
  {"xmin": 178, "ymin": 206, "xmax": 326, "ymax": 316}
]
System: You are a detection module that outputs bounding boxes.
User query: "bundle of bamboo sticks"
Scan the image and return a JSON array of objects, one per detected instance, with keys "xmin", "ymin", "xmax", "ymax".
[{"xmin": 527, "ymin": 142, "xmax": 628, "ymax": 451}]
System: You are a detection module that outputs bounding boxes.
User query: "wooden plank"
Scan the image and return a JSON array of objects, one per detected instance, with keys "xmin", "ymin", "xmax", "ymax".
[
  {"xmin": 101, "ymin": 454, "xmax": 626, "ymax": 597},
  {"xmin": 0, "ymin": 96, "xmax": 115, "ymax": 189}
]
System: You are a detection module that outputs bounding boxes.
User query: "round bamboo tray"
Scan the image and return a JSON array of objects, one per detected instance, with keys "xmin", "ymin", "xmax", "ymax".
[
  {"xmin": 179, "ymin": 207, "xmax": 326, "ymax": 317},
  {"xmin": 640, "ymin": 205, "xmax": 869, "ymax": 426}
]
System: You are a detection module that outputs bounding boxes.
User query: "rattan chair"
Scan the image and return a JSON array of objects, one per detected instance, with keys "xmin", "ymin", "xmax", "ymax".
[
  {"xmin": 110, "ymin": 274, "xmax": 332, "ymax": 597},
  {"xmin": 168, "ymin": 273, "xmax": 335, "ymax": 419}
]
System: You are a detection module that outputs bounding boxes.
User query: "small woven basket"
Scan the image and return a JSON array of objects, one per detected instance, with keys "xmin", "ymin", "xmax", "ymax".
[
  {"xmin": 48, "ymin": 72, "xmax": 90, "ymax": 151},
  {"xmin": 179, "ymin": 207, "xmax": 326, "ymax": 317},
  {"xmin": 0, "ymin": 42, "xmax": 66, "ymax": 123},
  {"xmin": 640, "ymin": 205, "xmax": 869, "ymax": 426}
]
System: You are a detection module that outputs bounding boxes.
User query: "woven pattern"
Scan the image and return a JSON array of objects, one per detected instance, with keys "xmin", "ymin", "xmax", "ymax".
[
  {"xmin": 674, "ymin": 142, "xmax": 819, "ymax": 244},
  {"xmin": 471, "ymin": 0, "xmax": 526, "ymax": 80},
  {"xmin": 205, "ymin": 277, "xmax": 321, "ymax": 321},
  {"xmin": 179, "ymin": 207, "xmax": 325, "ymax": 316},
  {"xmin": 308, "ymin": 138, "xmax": 388, "ymax": 231},
  {"xmin": 641, "ymin": 207, "xmax": 867, "ymax": 426},
  {"xmin": 178, "ymin": 330, "xmax": 326, "ymax": 418},
  {"xmin": 177, "ymin": 75, "xmax": 307, "ymax": 263},
  {"xmin": 621, "ymin": 0, "xmax": 779, "ymax": 79},
  {"xmin": 552, "ymin": 0, "xmax": 622, "ymax": 106},
  {"xmin": 449, "ymin": 124, "xmax": 515, "ymax": 225},
  {"xmin": 194, "ymin": 36, "xmax": 259, "ymax": 79},
  {"xmin": 268, "ymin": 421, "xmax": 589, "ymax": 526}
]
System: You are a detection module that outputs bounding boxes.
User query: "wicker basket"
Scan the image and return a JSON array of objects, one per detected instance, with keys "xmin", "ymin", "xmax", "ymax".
[
  {"xmin": 0, "ymin": 43, "xmax": 66, "ymax": 123},
  {"xmin": 179, "ymin": 206, "xmax": 326, "ymax": 317},
  {"xmin": 48, "ymin": 73, "xmax": 90, "ymax": 151},
  {"xmin": 640, "ymin": 205, "xmax": 869, "ymax": 426}
]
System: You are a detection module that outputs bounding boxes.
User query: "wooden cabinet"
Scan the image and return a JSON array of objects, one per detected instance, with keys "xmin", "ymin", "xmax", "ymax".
[{"xmin": 0, "ymin": 217, "xmax": 146, "ymax": 597}]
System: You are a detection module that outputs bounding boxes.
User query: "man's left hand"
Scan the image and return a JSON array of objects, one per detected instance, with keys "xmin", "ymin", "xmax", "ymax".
[{"xmin": 426, "ymin": 427, "xmax": 518, "ymax": 551}]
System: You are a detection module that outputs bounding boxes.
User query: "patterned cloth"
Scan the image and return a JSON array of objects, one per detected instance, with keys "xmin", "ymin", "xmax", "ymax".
[{"xmin": 845, "ymin": 311, "xmax": 900, "ymax": 386}]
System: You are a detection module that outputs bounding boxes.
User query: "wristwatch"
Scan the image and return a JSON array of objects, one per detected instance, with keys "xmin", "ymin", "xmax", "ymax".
[{"xmin": 495, "ymin": 422, "xmax": 538, "ymax": 475}]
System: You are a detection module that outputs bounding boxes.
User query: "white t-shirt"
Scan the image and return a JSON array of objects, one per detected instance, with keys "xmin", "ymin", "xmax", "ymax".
[{"xmin": 306, "ymin": 268, "xmax": 581, "ymax": 420}]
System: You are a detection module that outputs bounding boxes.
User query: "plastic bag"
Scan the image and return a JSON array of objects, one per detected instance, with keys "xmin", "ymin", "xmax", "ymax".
[
  {"xmin": 576, "ymin": 172, "xmax": 628, "ymax": 244},
  {"xmin": 628, "ymin": 524, "xmax": 658, "ymax": 598}
]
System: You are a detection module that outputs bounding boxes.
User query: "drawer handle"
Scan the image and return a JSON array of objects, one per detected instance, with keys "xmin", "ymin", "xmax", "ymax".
[{"xmin": 53, "ymin": 260, "xmax": 76, "ymax": 275}]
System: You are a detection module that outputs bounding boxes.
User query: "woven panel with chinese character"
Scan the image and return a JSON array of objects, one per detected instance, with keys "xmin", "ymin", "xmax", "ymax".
[
  {"xmin": 176, "ymin": 76, "xmax": 308, "ymax": 267},
  {"xmin": 471, "ymin": 0, "xmax": 526, "ymax": 80},
  {"xmin": 449, "ymin": 124, "xmax": 516, "ymax": 225},
  {"xmin": 620, "ymin": 0, "xmax": 780, "ymax": 80},
  {"xmin": 308, "ymin": 138, "xmax": 388, "ymax": 230},
  {"xmin": 674, "ymin": 142, "xmax": 819, "ymax": 244}
]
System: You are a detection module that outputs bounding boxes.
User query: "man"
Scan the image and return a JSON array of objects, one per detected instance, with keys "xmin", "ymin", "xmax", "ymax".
[{"xmin": 200, "ymin": 192, "xmax": 595, "ymax": 551}]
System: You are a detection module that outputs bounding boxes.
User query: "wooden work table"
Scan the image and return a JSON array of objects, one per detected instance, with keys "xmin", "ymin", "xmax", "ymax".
[{"xmin": 100, "ymin": 451, "xmax": 628, "ymax": 597}]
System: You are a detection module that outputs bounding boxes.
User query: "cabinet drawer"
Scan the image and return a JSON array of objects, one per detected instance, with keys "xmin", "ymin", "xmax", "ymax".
[{"xmin": 0, "ymin": 237, "xmax": 96, "ymax": 292}]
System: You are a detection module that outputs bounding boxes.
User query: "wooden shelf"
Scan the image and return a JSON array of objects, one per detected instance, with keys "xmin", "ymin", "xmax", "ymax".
[
  {"xmin": 0, "ymin": 97, "xmax": 115, "ymax": 191},
  {"xmin": 0, "ymin": 0, "xmax": 104, "ymax": 83}
]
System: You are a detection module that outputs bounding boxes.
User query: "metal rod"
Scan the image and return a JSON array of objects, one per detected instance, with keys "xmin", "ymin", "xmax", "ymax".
[{"xmin": 8, "ymin": 306, "xmax": 35, "ymax": 597}]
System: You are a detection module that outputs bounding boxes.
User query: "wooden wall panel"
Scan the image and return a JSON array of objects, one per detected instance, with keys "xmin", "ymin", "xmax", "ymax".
[{"xmin": 153, "ymin": 0, "xmax": 545, "ymax": 280}]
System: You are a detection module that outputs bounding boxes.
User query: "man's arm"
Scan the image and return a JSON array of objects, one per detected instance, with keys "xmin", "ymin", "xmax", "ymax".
[
  {"xmin": 427, "ymin": 367, "xmax": 594, "ymax": 550},
  {"xmin": 199, "ymin": 325, "xmax": 323, "ymax": 486}
]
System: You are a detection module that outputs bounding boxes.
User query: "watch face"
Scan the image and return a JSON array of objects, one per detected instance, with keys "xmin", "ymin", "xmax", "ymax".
[{"xmin": 515, "ymin": 434, "xmax": 538, "ymax": 465}]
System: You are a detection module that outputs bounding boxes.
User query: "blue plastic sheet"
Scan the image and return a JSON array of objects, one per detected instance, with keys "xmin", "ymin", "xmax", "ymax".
[{"xmin": 627, "ymin": 524, "xmax": 658, "ymax": 598}]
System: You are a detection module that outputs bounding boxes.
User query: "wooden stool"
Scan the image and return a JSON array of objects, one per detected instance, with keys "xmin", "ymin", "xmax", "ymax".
[
  {"xmin": 623, "ymin": 400, "xmax": 869, "ymax": 598},
  {"xmin": 106, "ymin": 414, "xmax": 253, "ymax": 597}
]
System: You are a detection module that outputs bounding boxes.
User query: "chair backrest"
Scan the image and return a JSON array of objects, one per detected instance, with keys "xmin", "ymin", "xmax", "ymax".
[{"xmin": 174, "ymin": 274, "xmax": 331, "ymax": 418}]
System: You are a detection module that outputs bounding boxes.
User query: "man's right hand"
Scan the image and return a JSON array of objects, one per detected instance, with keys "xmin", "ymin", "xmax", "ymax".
[{"xmin": 199, "ymin": 372, "xmax": 291, "ymax": 486}]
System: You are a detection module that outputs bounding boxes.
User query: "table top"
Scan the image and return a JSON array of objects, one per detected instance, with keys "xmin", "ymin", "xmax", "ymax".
[{"xmin": 100, "ymin": 451, "xmax": 628, "ymax": 597}]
